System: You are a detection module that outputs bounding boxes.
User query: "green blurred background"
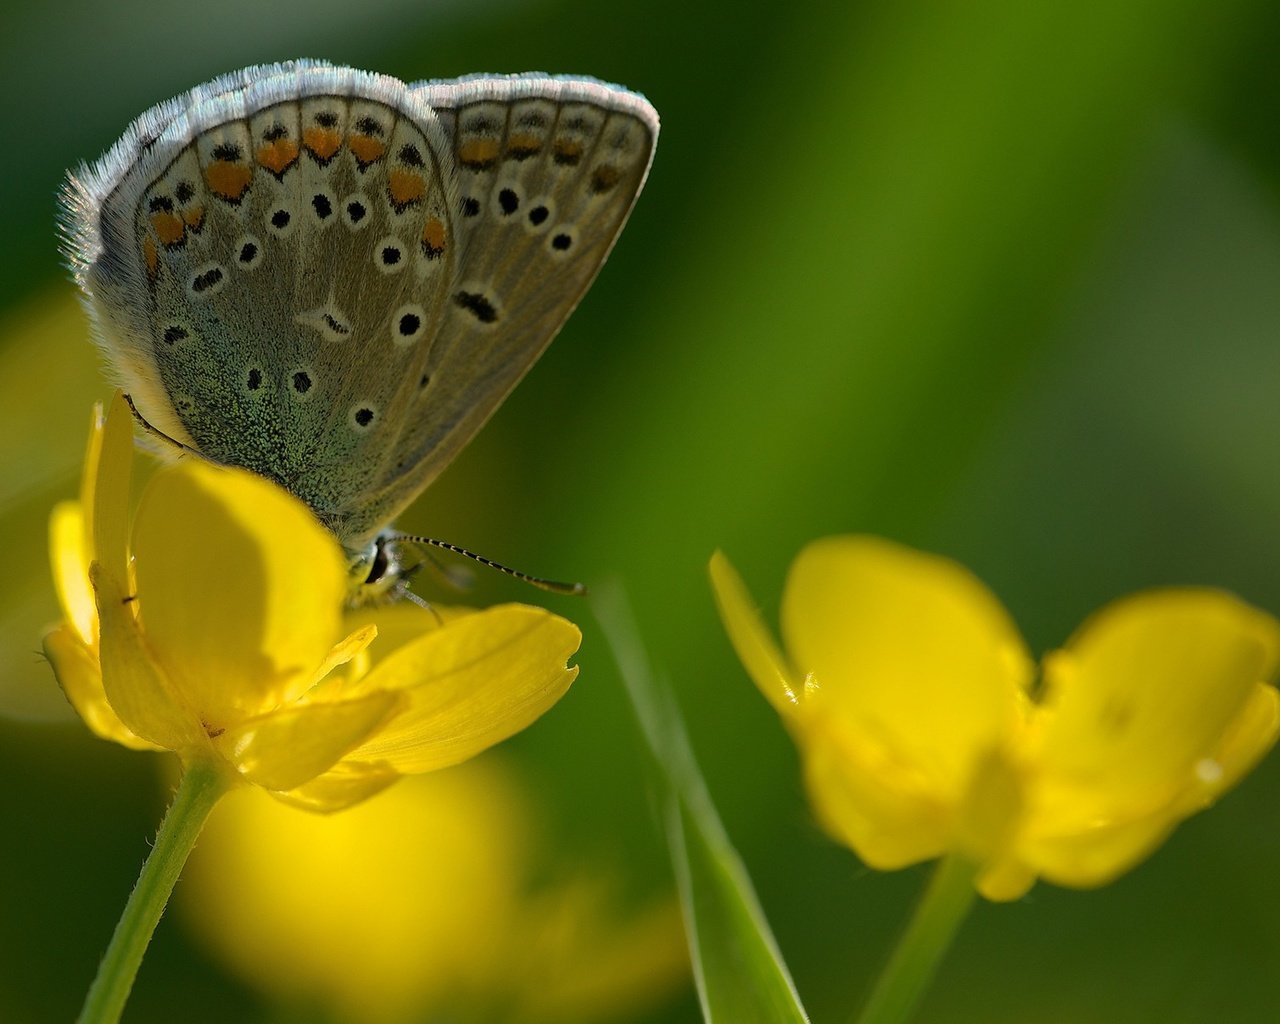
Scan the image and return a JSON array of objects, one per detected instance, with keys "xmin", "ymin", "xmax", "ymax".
[{"xmin": 4, "ymin": 0, "xmax": 1280, "ymax": 1020}]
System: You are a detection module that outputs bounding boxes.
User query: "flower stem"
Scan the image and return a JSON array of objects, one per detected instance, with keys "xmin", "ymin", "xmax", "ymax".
[
  {"xmin": 78, "ymin": 757, "xmax": 230, "ymax": 1024},
  {"xmin": 854, "ymin": 853, "xmax": 979, "ymax": 1024}
]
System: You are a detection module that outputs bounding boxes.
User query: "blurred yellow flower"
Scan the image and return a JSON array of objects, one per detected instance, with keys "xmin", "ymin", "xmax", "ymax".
[
  {"xmin": 0, "ymin": 288, "xmax": 105, "ymax": 721},
  {"xmin": 43, "ymin": 394, "xmax": 581, "ymax": 810},
  {"xmin": 711, "ymin": 536, "xmax": 1280, "ymax": 901},
  {"xmin": 182, "ymin": 757, "xmax": 688, "ymax": 1024}
]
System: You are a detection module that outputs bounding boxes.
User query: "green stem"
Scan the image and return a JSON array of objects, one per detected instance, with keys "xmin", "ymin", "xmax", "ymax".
[
  {"xmin": 78, "ymin": 757, "xmax": 230, "ymax": 1024},
  {"xmin": 854, "ymin": 853, "xmax": 979, "ymax": 1024}
]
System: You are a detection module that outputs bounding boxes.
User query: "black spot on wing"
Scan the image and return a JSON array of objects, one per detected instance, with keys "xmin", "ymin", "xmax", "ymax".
[{"xmin": 454, "ymin": 291, "xmax": 498, "ymax": 324}]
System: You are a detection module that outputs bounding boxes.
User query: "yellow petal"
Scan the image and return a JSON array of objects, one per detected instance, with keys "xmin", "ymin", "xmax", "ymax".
[
  {"xmin": 329, "ymin": 603, "xmax": 476, "ymax": 695},
  {"xmin": 214, "ymin": 691, "xmax": 405, "ymax": 792},
  {"xmin": 94, "ymin": 394, "xmax": 134, "ymax": 588},
  {"xmin": 1183, "ymin": 681, "xmax": 1280, "ymax": 810},
  {"xmin": 49, "ymin": 501, "xmax": 95, "ymax": 645},
  {"xmin": 781, "ymin": 536, "xmax": 1032, "ymax": 800},
  {"xmin": 975, "ymin": 856, "xmax": 1037, "ymax": 902},
  {"xmin": 269, "ymin": 762, "xmax": 402, "ymax": 813},
  {"xmin": 131, "ymin": 462, "xmax": 348, "ymax": 725},
  {"xmin": 181, "ymin": 761, "xmax": 534, "ymax": 1018},
  {"xmin": 801, "ymin": 696, "xmax": 1030, "ymax": 877},
  {"xmin": 92, "ymin": 563, "xmax": 205, "ymax": 750},
  {"xmin": 347, "ymin": 605, "xmax": 580, "ymax": 772},
  {"xmin": 48, "ymin": 403, "xmax": 109, "ymax": 646},
  {"xmin": 1028, "ymin": 682, "xmax": 1279, "ymax": 892},
  {"xmin": 43, "ymin": 623, "xmax": 161, "ymax": 751},
  {"xmin": 1023, "ymin": 806, "xmax": 1184, "ymax": 891},
  {"xmin": 1037, "ymin": 588, "xmax": 1280, "ymax": 820},
  {"xmin": 78, "ymin": 402, "xmax": 105, "ymax": 544},
  {"xmin": 799, "ymin": 719, "xmax": 951, "ymax": 868},
  {"xmin": 302, "ymin": 624, "xmax": 378, "ymax": 696},
  {"xmin": 709, "ymin": 550, "xmax": 808, "ymax": 715}
]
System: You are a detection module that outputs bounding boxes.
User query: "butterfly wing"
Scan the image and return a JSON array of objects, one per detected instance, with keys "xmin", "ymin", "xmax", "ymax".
[
  {"xmin": 62, "ymin": 63, "xmax": 657, "ymax": 556},
  {"xmin": 344, "ymin": 74, "xmax": 659, "ymax": 548},
  {"xmin": 61, "ymin": 61, "xmax": 345, "ymax": 452},
  {"xmin": 64, "ymin": 61, "xmax": 466, "ymax": 545}
]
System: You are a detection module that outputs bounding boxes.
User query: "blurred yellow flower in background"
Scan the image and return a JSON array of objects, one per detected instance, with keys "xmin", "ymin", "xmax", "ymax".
[
  {"xmin": 182, "ymin": 756, "xmax": 688, "ymax": 1024},
  {"xmin": 0, "ymin": 289, "xmax": 105, "ymax": 720},
  {"xmin": 711, "ymin": 535, "xmax": 1280, "ymax": 900},
  {"xmin": 43, "ymin": 394, "xmax": 582, "ymax": 810}
]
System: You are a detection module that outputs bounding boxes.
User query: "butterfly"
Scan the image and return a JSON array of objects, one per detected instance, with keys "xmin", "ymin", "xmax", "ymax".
[{"xmin": 60, "ymin": 60, "xmax": 658, "ymax": 594}]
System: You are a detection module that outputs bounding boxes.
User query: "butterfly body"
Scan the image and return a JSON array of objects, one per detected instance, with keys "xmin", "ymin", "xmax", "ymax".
[{"xmin": 62, "ymin": 61, "xmax": 658, "ymax": 562}]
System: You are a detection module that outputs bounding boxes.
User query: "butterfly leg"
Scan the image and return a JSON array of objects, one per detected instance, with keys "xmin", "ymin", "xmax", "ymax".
[{"xmin": 123, "ymin": 394, "xmax": 202, "ymax": 458}]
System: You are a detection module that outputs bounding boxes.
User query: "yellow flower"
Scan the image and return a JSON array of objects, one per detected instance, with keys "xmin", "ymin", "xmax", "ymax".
[
  {"xmin": 43, "ymin": 394, "xmax": 581, "ymax": 810},
  {"xmin": 0, "ymin": 288, "xmax": 106, "ymax": 721},
  {"xmin": 711, "ymin": 535, "xmax": 1280, "ymax": 900},
  {"xmin": 181, "ymin": 757, "xmax": 688, "ymax": 1024}
]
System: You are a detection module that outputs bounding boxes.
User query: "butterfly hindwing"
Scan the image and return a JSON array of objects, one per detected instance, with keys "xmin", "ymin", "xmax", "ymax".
[{"xmin": 343, "ymin": 75, "xmax": 659, "ymax": 547}]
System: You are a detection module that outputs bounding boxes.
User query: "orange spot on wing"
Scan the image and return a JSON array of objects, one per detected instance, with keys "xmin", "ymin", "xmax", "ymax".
[
  {"xmin": 459, "ymin": 137, "xmax": 500, "ymax": 169},
  {"xmin": 303, "ymin": 126, "xmax": 342, "ymax": 161},
  {"xmin": 256, "ymin": 138, "xmax": 299, "ymax": 175},
  {"xmin": 348, "ymin": 134, "xmax": 386, "ymax": 165},
  {"xmin": 388, "ymin": 169, "xmax": 426, "ymax": 208},
  {"xmin": 204, "ymin": 160, "xmax": 252, "ymax": 202},
  {"xmin": 553, "ymin": 138, "xmax": 584, "ymax": 165},
  {"xmin": 183, "ymin": 204, "xmax": 205, "ymax": 230},
  {"xmin": 421, "ymin": 217, "xmax": 447, "ymax": 256},
  {"xmin": 143, "ymin": 237, "xmax": 159, "ymax": 280},
  {"xmin": 506, "ymin": 133, "xmax": 543, "ymax": 158},
  {"xmin": 590, "ymin": 165, "xmax": 622, "ymax": 193},
  {"xmin": 150, "ymin": 210, "xmax": 185, "ymax": 247}
]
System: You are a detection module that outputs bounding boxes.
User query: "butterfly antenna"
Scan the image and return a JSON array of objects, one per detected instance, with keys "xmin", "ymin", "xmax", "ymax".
[{"xmin": 389, "ymin": 532, "xmax": 587, "ymax": 596}]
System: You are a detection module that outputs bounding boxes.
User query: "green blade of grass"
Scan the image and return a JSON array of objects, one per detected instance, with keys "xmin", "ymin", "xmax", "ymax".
[{"xmin": 594, "ymin": 583, "xmax": 809, "ymax": 1024}]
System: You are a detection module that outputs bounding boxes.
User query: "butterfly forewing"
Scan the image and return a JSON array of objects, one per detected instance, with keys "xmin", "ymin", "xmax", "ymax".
[
  {"xmin": 62, "ymin": 62, "xmax": 657, "ymax": 557},
  {"xmin": 139, "ymin": 89, "xmax": 458, "ymax": 528}
]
